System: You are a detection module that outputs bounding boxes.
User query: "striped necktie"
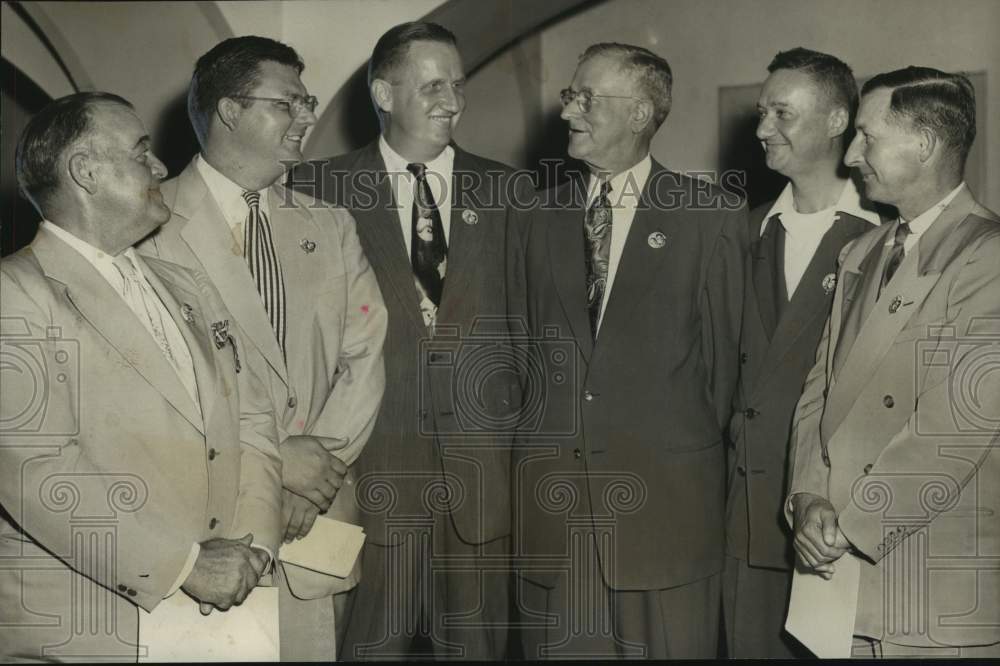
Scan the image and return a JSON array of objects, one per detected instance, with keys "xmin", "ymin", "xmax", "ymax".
[
  {"xmin": 243, "ymin": 190, "xmax": 286, "ymax": 355},
  {"xmin": 877, "ymin": 220, "xmax": 911, "ymax": 301}
]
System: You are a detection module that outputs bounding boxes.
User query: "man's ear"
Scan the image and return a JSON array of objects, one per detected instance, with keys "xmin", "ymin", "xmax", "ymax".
[
  {"xmin": 67, "ymin": 150, "xmax": 98, "ymax": 195},
  {"xmin": 631, "ymin": 99, "xmax": 654, "ymax": 134},
  {"xmin": 370, "ymin": 79, "xmax": 393, "ymax": 115},
  {"xmin": 217, "ymin": 97, "xmax": 243, "ymax": 132},
  {"xmin": 916, "ymin": 125, "xmax": 938, "ymax": 164},
  {"xmin": 827, "ymin": 106, "xmax": 849, "ymax": 138}
]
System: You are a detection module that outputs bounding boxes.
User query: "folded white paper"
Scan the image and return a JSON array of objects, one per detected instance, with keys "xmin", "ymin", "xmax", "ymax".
[
  {"xmin": 785, "ymin": 552, "xmax": 861, "ymax": 658},
  {"xmin": 138, "ymin": 587, "xmax": 279, "ymax": 662},
  {"xmin": 279, "ymin": 515, "xmax": 365, "ymax": 578}
]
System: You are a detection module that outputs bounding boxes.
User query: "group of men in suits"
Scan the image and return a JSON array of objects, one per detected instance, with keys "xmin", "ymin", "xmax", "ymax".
[{"xmin": 2, "ymin": 18, "xmax": 997, "ymax": 664}]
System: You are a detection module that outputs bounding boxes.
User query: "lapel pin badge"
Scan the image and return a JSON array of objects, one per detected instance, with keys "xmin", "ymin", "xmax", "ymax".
[
  {"xmin": 888, "ymin": 295, "xmax": 902, "ymax": 314},
  {"xmin": 181, "ymin": 303, "xmax": 195, "ymax": 325},
  {"xmin": 821, "ymin": 273, "xmax": 837, "ymax": 295},
  {"xmin": 210, "ymin": 320, "xmax": 230, "ymax": 350},
  {"xmin": 300, "ymin": 238, "xmax": 316, "ymax": 253},
  {"xmin": 462, "ymin": 209, "xmax": 479, "ymax": 225},
  {"xmin": 647, "ymin": 231, "xmax": 667, "ymax": 249}
]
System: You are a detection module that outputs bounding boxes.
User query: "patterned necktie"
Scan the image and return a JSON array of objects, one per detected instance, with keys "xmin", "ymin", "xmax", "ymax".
[
  {"xmin": 878, "ymin": 220, "xmax": 911, "ymax": 300},
  {"xmin": 584, "ymin": 180, "xmax": 613, "ymax": 339},
  {"xmin": 407, "ymin": 162, "xmax": 448, "ymax": 312},
  {"xmin": 243, "ymin": 190, "xmax": 287, "ymax": 355},
  {"xmin": 112, "ymin": 253, "xmax": 198, "ymax": 405}
]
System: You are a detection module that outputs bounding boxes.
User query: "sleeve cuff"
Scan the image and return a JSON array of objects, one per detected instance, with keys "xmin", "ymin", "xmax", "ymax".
[{"xmin": 165, "ymin": 543, "xmax": 200, "ymax": 598}]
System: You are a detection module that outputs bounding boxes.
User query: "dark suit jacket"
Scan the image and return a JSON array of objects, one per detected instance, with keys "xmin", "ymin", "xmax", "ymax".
[
  {"xmin": 515, "ymin": 161, "xmax": 748, "ymax": 590},
  {"xmin": 726, "ymin": 200, "xmax": 875, "ymax": 570},
  {"xmin": 290, "ymin": 141, "xmax": 525, "ymax": 546}
]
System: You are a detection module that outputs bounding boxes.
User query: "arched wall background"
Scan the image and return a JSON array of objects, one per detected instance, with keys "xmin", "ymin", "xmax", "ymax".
[{"xmin": 3, "ymin": 0, "xmax": 999, "ymax": 253}]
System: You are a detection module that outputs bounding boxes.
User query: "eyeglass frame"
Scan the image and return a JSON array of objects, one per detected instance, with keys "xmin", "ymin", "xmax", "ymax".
[
  {"xmin": 559, "ymin": 87, "xmax": 648, "ymax": 113},
  {"xmin": 230, "ymin": 94, "xmax": 319, "ymax": 117}
]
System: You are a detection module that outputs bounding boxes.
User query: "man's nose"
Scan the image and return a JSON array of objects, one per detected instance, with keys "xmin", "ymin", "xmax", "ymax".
[
  {"xmin": 756, "ymin": 112, "xmax": 775, "ymax": 140},
  {"xmin": 844, "ymin": 134, "xmax": 862, "ymax": 167}
]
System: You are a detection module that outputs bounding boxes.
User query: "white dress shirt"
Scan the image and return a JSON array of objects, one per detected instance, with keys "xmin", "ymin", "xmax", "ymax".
[
  {"xmin": 195, "ymin": 154, "xmax": 271, "ymax": 253},
  {"xmin": 585, "ymin": 154, "xmax": 653, "ymax": 334},
  {"xmin": 893, "ymin": 182, "xmax": 966, "ymax": 254},
  {"xmin": 761, "ymin": 179, "xmax": 880, "ymax": 298},
  {"xmin": 379, "ymin": 135, "xmax": 454, "ymax": 252}
]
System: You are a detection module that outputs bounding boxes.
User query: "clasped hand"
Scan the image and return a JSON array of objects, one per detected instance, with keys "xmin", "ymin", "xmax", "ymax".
[
  {"xmin": 791, "ymin": 493, "xmax": 851, "ymax": 579},
  {"xmin": 279, "ymin": 435, "xmax": 347, "ymax": 511},
  {"xmin": 181, "ymin": 533, "xmax": 268, "ymax": 615}
]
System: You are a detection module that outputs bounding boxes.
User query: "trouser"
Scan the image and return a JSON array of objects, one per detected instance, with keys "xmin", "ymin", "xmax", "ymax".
[
  {"xmin": 851, "ymin": 636, "xmax": 1000, "ymax": 659},
  {"xmin": 338, "ymin": 512, "xmax": 509, "ymax": 661},
  {"xmin": 517, "ymin": 534, "xmax": 721, "ymax": 660},
  {"xmin": 722, "ymin": 555, "xmax": 811, "ymax": 658}
]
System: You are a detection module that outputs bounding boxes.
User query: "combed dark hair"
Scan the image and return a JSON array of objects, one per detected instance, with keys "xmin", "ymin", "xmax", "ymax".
[
  {"xmin": 15, "ymin": 91, "xmax": 133, "ymax": 212},
  {"xmin": 367, "ymin": 21, "xmax": 457, "ymax": 86},
  {"xmin": 862, "ymin": 66, "xmax": 976, "ymax": 170},
  {"xmin": 188, "ymin": 36, "xmax": 304, "ymax": 143},
  {"xmin": 579, "ymin": 43, "xmax": 673, "ymax": 130},
  {"xmin": 768, "ymin": 47, "xmax": 858, "ymax": 122}
]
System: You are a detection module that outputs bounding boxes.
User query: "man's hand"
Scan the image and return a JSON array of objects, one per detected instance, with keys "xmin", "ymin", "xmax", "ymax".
[
  {"xmin": 181, "ymin": 533, "xmax": 268, "ymax": 614},
  {"xmin": 282, "ymin": 488, "xmax": 321, "ymax": 543},
  {"xmin": 791, "ymin": 493, "xmax": 851, "ymax": 579},
  {"xmin": 279, "ymin": 435, "xmax": 347, "ymax": 511}
]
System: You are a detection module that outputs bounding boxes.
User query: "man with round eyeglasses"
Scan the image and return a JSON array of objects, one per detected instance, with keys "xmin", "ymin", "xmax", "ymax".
[
  {"xmin": 514, "ymin": 42, "xmax": 749, "ymax": 659},
  {"xmin": 140, "ymin": 35, "xmax": 387, "ymax": 661}
]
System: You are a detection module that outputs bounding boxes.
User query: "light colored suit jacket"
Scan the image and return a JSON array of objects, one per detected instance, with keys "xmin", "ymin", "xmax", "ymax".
[
  {"xmin": 787, "ymin": 186, "xmax": 1000, "ymax": 648},
  {"xmin": 140, "ymin": 159, "xmax": 387, "ymax": 598},
  {"xmin": 0, "ymin": 226, "xmax": 281, "ymax": 661}
]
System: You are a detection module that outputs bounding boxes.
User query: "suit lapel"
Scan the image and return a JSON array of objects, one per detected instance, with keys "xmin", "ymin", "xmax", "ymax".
[
  {"xmin": 825, "ymin": 188, "xmax": 981, "ymax": 435},
  {"xmin": 172, "ymin": 162, "xmax": 288, "ymax": 384},
  {"xmin": 546, "ymin": 178, "xmax": 594, "ymax": 361},
  {"xmin": 141, "ymin": 258, "xmax": 218, "ymax": 425},
  {"xmin": 349, "ymin": 143, "xmax": 427, "ymax": 335},
  {"xmin": 832, "ymin": 224, "xmax": 892, "ymax": 375},
  {"xmin": 33, "ymin": 229, "xmax": 204, "ymax": 432},
  {"xmin": 438, "ymin": 147, "xmax": 488, "ymax": 323},
  {"xmin": 752, "ymin": 214, "xmax": 782, "ymax": 339}
]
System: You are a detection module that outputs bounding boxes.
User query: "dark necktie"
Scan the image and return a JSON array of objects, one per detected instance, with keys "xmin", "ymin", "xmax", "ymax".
[
  {"xmin": 767, "ymin": 214, "xmax": 789, "ymax": 320},
  {"xmin": 877, "ymin": 221, "xmax": 911, "ymax": 301},
  {"xmin": 243, "ymin": 190, "xmax": 286, "ymax": 355},
  {"xmin": 407, "ymin": 162, "xmax": 448, "ymax": 308},
  {"xmin": 584, "ymin": 180, "xmax": 613, "ymax": 339}
]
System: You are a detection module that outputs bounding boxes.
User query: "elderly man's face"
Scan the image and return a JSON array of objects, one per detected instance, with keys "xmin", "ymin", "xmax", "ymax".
[
  {"xmin": 382, "ymin": 40, "xmax": 466, "ymax": 160},
  {"xmin": 845, "ymin": 87, "xmax": 922, "ymax": 207},
  {"xmin": 756, "ymin": 68, "xmax": 838, "ymax": 179},
  {"xmin": 233, "ymin": 60, "xmax": 316, "ymax": 179},
  {"xmin": 561, "ymin": 55, "xmax": 641, "ymax": 172},
  {"xmin": 88, "ymin": 102, "xmax": 169, "ymax": 243}
]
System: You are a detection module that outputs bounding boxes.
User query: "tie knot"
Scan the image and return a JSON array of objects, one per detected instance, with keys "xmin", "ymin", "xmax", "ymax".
[
  {"xmin": 112, "ymin": 252, "xmax": 139, "ymax": 279},
  {"xmin": 407, "ymin": 162, "xmax": 428, "ymax": 180},
  {"xmin": 243, "ymin": 190, "xmax": 261, "ymax": 210},
  {"xmin": 894, "ymin": 221, "xmax": 911, "ymax": 244}
]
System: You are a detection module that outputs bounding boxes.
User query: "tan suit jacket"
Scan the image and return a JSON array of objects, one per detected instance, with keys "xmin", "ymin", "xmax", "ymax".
[
  {"xmin": 0, "ymin": 227, "xmax": 281, "ymax": 661},
  {"xmin": 787, "ymin": 186, "xmax": 1000, "ymax": 648},
  {"xmin": 140, "ymin": 159, "xmax": 387, "ymax": 601}
]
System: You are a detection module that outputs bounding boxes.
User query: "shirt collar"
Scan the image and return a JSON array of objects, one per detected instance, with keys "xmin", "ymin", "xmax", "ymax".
[
  {"xmin": 195, "ymin": 153, "xmax": 269, "ymax": 229},
  {"xmin": 763, "ymin": 178, "xmax": 880, "ymax": 237},
  {"xmin": 587, "ymin": 154, "xmax": 652, "ymax": 207},
  {"xmin": 40, "ymin": 220, "xmax": 145, "ymax": 281},
  {"xmin": 903, "ymin": 182, "xmax": 966, "ymax": 236},
  {"xmin": 378, "ymin": 135, "xmax": 454, "ymax": 178}
]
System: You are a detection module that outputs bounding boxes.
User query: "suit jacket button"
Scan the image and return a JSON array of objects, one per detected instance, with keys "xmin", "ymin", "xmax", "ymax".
[
  {"xmin": 117, "ymin": 583, "xmax": 127, "ymax": 592},
  {"xmin": 864, "ymin": 463, "xmax": 873, "ymax": 474},
  {"xmin": 208, "ymin": 448, "xmax": 217, "ymax": 461},
  {"xmin": 822, "ymin": 388, "xmax": 828, "ymax": 399},
  {"xmin": 883, "ymin": 395, "xmax": 894, "ymax": 408},
  {"xmin": 287, "ymin": 396, "xmax": 297, "ymax": 409},
  {"xmin": 821, "ymin": 450, "xmax": 831, "ymax": 467},
  {"xmin": 209, "ymin": 517, "xmax": 218, "ymax": 529},
  {"xmin": 573, "ymin": 448, "xmax": 582, "ymax": 459},
  {"xmin": 583, "ymin": 390, "xmax": 594, "ymax": 402},
  {"xmin": 127, "ymin": 589, "xmax": 137, "ymax": 597},
  {"xmin": 736, "ymin": 465, "xmax": 746, "ymax": 476},
  {"xmin": 744, "ymin": 408, "xmax": 758, "ymax": 419},
  {"xmin": 740, "ymin": 352, "xmax": 749, "ymax": 364}
]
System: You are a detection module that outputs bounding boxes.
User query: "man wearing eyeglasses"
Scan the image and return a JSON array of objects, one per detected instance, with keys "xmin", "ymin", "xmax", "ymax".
[
  {"xmin": 290, "ymin": 21, "xmax": 526, "ymax": 661},
  {"xmin": 514, "ymin": 43, "xmax": 748, "ymax": 658},
  {"xmin": 140, "ymin": 36, "xmax": 387, "ymax": 661}
]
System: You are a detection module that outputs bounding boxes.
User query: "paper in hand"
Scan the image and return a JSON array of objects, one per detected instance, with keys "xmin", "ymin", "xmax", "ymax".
[
  {"xmin": 279, "ymin": 515, "xmax": 365, "ymax": 578},
  {"xmin": 784, "ymin": 551, "xmax": 861, "ymax": 658}
]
